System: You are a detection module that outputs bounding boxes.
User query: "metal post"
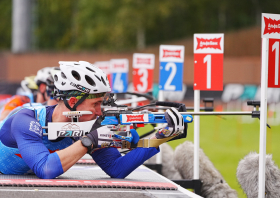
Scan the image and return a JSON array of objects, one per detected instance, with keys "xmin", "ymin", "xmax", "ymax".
[
  {"xmin": 156, "ymin": 90, "xmax": 164, "ymax": 165},
  {"xmin": 194, "ymin": 90, "xmax": 200, "ymax": 179},
  {"xmin": 12, "ymin": 0, "xmax": 32, "ymax": 53},
  {"xmin": 258, "ymin": 38, "xmax": 269, "ymax": 198}
]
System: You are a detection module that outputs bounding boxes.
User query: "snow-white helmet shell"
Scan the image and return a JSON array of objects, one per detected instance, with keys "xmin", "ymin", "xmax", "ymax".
[
  {"xmin": 54, "ymin": 61, "xmax": 111, "ymax": 94},
  {"xmin": 34, "ymin": 67, "xmax": 53, "ymax": 86}
]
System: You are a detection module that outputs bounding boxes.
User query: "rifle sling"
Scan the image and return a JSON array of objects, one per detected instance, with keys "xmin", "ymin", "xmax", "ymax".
[{"xmin": 121, "ymin": 136, "xmax": 177, "ymax": 149}]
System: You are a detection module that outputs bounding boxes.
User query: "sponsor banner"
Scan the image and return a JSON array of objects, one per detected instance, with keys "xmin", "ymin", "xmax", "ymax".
[
  {"xmin": 194, "ymin": 53, "xmax": 224, "ymax": 91},
  {"xmin": 110, "ymin": 59, "xmax": 129, "ymax": 73},
  {"xmin": 159, "ymin": 45, "xmax": 185, "ymax": 63},
  {"xmin": 262, "ymin": 13, "xmax": 280, "ymax": 39},
  {"xmin": 57, "ymin": 123, "xmax": 84, "ymax": 137},
  {"xmin": 159, "ymin": 45, "xmax": 185, "ymax": 91},
  {"xmin": 94, "ymin": 61, "xmax": 111, "ymax": 75},
  {"xmin": 133, "ymin": 53, "xmax": 155, "ymax": 69},
  {"xmin": 133, "ymin": 53, "xmax": 155, "ymax": 92},
  {"xmin": 121, "ymin": 114, "xmax": 149, "ymax": 124},
  {"xmin": 194, "ymin": 34, "xmax": 224, "ymax": 54},
  {"xmin": 268, "ymin": 38, "xmax": 280, "ymax": 88}
]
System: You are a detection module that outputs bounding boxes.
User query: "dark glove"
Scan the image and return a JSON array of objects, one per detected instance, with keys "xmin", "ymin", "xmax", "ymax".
[
  {"xmin": 86, "ymin": 126, "xmax": 114, "ymax": 149},
  {"xmin": 156, "ymin": 107, "xmax": 184, "ymax": 139}
]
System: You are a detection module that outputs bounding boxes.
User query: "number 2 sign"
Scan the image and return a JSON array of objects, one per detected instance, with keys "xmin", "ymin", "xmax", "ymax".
[
  {"xmin": 159, "ymin": 45, "xmax": 185, "ymax": 91},
  {"xmin": 133, "ymin": 53, "xmax": 155, "ymax": 93},
  {"xmin": 194, "ymin": 34, "xmax": 224, "ymax": 91}
]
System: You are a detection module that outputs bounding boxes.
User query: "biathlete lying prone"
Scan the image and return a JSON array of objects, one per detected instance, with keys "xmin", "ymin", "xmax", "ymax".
[{"xmin": 0, "ymin": 61, "xmax": 188, "ymax": 179}]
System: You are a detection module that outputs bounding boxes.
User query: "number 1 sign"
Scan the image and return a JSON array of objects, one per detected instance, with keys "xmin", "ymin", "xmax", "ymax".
[
  {"xmin": 194, "ymin": 34, "xmax": 224, "ymax": 91},
  {"xmin": 133, "ymin": 53, "xmax": 155, "ymax": 93},
  {"xmin": 268, "ymin": 39, "xmax": 280, "ymax": 87},
  {"xmin": 159, "ymin": 45, "xmax": 185, "ymax": 91}
]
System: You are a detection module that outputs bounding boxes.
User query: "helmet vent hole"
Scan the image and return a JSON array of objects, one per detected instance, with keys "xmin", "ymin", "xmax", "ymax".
[
  {"xmin": 54, "ymin": 74, "xmax": 58, "ymax": 81},
  {"xmin": 61, "ymin": 72, "xmax": 67, "ymax": 79},
  {"xmin": 95, "ymin": 75, "xmax": 101, "ymax": 81},
  {"xmin": 71, "ymin": 70, "xmax": 81, "ymax": 81},
  {"xmin": 86, "ymin": 67, "xmax": 96, "ymax": 73},
  {"xmin": 101, "ymin": 76, "xmax": 106, "ymax": 86},
  {"xmin": 85, "ymin": 75, "xmax": 96, "ymax": 87}
]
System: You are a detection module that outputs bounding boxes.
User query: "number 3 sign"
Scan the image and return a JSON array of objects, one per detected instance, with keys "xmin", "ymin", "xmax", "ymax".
[
  {"xmin": 194, "ymin": 34, "xmax": 224, "ymax": 91},
  {"xmin": 159, "ymin": 45, "xmax": 185, "ymax": 91},
  {"xmin": 133, "ymin": 53, "xmax": 155, "ymax": 93}
]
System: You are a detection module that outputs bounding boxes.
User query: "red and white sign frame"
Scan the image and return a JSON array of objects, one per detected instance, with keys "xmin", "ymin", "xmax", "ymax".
[
  {"xmin": 262, "ymin": 13, "xmax": 280, "ymax": 39},
  {"xmin": 192, "ymin": 33, "xmax": 224, "ymax": 182},
  {"xmin": 110, "ymin": 59, "xmax": 129, "ymax": 93},
  {"xmin": 133, "ymin": 53, "xmax": 155, "ymax": 93},
  {"xmin": 259, "ymin": 13, "xmax": 280, "ymax": 198},
  {"xmin": 193, "ymin": 33, "xmax": 224, "ymax": 91}
]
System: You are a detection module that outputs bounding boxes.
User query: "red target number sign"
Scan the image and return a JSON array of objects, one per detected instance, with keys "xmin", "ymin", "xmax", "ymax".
[
  {"xmin": 133, "ymin": 53, "xmax": 155, "ymax": 93},
  {"xmin": 268, "ymin": 39, "xmax": 280, "ymax": 88},
  {"xmin": 194, "ymin": 54, "xmax": 223, "ymax": 90},
  {"xmin": 193, "ymin": 34, "xmax": 224, "ymax": 91}
]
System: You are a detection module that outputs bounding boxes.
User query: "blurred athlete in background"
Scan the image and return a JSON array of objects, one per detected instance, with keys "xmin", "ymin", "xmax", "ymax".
[
  {"xmin": 0, "ymin": 67, "xmax": 59, "ymax": 121},
  {"xmin": 0, "ymin": 61, "xmax": 185, "ymax": 179}
]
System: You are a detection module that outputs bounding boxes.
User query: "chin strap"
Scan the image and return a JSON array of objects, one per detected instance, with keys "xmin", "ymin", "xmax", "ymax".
[{"xmin": 62, "ymin": 93, "xmax": 89, "ymax": 111}]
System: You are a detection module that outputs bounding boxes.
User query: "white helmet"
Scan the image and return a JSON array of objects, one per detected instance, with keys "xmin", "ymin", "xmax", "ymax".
[
  {"xmin": 46, "ymin": 67, "xmax": 60, "ymax": 85},
  {"xmin": 54, "ymin": 61, "xmax": 111, "ymax": 94},
  {"xmin": 34, "ymin": 67, "xmax": 53, "ymax": 86}
]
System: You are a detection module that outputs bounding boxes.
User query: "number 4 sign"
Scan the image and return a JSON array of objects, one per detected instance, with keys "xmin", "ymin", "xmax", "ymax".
[
  {"xmin": 110, "ymin": 59, "xmax": 129, "ymax": 93},
  {"xmin": 194, "ymin": 34, "xmax": 224, "ymax": 91},
  {"xmin": 133, "ymin": 53, "xmax": 155, "ymax": 93}
]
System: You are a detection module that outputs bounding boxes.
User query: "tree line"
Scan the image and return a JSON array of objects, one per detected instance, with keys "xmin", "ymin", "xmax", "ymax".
[{"xmin": 0, "ymin": 0, "xmax": 279, "ymax": 52}]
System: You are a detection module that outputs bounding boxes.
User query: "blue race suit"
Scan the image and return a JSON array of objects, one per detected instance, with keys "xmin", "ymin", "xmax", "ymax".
[{"xmin": 0, "ymin": 105, "xmax": 159, "ymax": 179}]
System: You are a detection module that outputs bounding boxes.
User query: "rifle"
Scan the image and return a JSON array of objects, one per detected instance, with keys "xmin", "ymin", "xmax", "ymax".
[{"xmin": 46, "ymin": 93, "xmax": 193, "ymax": 148}]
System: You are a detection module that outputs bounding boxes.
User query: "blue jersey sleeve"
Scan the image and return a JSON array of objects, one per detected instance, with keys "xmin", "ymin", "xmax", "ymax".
[
  {"xmin": 91, "ymin": 147, "xmax": 159, "ymax": 179},
  {"xmin": 11, "ymin": 109, "xmax": 63, "ymax": 179}
]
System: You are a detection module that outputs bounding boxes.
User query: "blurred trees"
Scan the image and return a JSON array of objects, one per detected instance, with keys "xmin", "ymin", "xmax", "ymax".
[
  {"xmin": 0, "ymin": 0, "xmax": 12, "ymax": 50},
  {"xmin": 0, "ymin": 0, "xmax": 280, "ymax": 52}
]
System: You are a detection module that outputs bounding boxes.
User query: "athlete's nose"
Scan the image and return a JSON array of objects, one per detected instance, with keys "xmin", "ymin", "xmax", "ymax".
[{"xmin": 95, "ymin": 103, "xmax": 102, "ymax": 116}]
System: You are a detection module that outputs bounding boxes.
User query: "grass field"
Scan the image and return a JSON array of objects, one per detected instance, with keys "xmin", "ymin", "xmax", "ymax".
[{"xmin": 140, "ymin": 115, "xmax": 280, "ymax": 198}]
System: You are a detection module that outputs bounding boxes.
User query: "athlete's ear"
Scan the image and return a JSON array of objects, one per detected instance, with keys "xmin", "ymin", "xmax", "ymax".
[
  {"xmin": 39, "ymin": 83, "xmax": 46, "ymax": 94},
  {"xmin": 68, "ymin": 97, "xmax": 78, "ymax": 108}
]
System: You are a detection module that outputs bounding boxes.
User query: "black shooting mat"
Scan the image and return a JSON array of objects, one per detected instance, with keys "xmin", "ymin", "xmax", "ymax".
[{"xmin": 0, "ymin": 165, "xmax": 197, "ymax": 198}]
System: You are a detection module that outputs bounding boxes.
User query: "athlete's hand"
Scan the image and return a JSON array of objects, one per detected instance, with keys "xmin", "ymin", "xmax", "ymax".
[
  {"xmin": 156, "ymin": 107, "xmax": 184, "ymax": 139},
  {"xmin": 86, "ymin": 126, "xmax": 114, "ymax": 150}
]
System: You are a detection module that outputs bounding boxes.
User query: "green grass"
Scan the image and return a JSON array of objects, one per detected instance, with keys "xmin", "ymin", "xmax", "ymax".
[
  {"xmin": 168, "ymin": 116, "xmax": 280, "ymax": 198},
  {"xmin": 138, "ymin": 116, "xmax": 280, "ymax": 198}
]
